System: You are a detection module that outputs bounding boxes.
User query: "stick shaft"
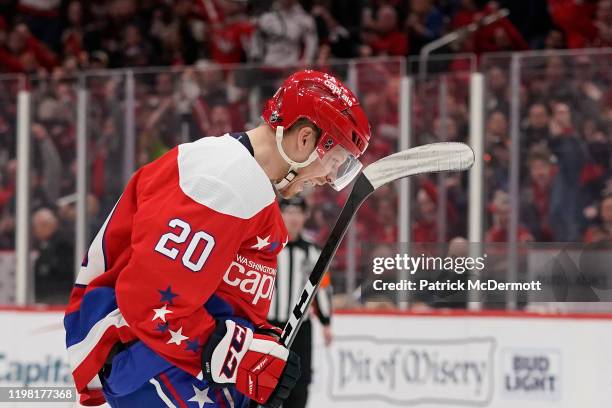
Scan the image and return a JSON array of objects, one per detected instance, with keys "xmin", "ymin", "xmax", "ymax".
[{"xmin": 279, "ymin": 174, "xmax": 373, "ymax": 347}]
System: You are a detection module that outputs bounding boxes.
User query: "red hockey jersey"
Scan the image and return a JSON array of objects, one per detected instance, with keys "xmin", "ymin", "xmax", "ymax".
[{"xmin": 64, "ymin": 134, "xmax": 287, "ymax": 405}]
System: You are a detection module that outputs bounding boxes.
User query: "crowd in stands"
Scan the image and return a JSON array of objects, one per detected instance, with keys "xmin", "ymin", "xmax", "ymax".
[
  {"xmin": 0, "ymin": 0, "xmax": 611, "ymax": 303},
  {"xmin": 1, "ymin": 0, "xmax": 612, "ymax": 74}
]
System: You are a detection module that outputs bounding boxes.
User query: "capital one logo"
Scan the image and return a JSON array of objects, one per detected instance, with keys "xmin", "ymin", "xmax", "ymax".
[{"xmin": 223, "ymin": 261, "xmax": 275, "ymax": 305}]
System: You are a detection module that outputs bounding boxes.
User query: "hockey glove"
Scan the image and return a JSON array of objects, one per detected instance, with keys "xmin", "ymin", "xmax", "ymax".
[{"xmin": 202, "ymin": 320, "xmax": 300, "ymax": 407}]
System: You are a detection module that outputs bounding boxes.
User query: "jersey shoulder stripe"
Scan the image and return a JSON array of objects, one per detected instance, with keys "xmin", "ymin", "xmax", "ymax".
[{"xmin": 177, "ymin": 135, "xmax": 275, "ymax": 219}]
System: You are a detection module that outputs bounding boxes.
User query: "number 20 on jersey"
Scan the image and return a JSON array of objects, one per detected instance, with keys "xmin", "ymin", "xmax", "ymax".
[{"xmin": 154, "ymin": 218, "xmax": 215, "ymax": 272}]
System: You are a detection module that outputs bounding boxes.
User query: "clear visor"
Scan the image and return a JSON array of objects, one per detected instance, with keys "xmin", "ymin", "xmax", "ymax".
[{"xmin": 320, "ymin": 145, "xmax": 363, "ymax": 191}]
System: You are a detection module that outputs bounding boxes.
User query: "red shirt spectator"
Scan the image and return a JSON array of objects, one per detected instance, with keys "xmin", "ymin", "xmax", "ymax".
[
  {"xmin": 198, "ymin": 0, "xmax": 254, "ymax": 64},
  {"xmin": 413, "ymin": 219, "xmax": 438, "ymax": 243},
  {"xmin": 210, "ymin": 20, "xmax": 254, "ymax": 64},
  {"xmin": 412, "ymin": 183, "xmax": 440, "ymax": 243},
  {"xmin": 548, "ymin": 0, "xmax": 597, "ymax": 48},
  {"xmin": 365, "ymin": 5, "xmax": 408, "ymax": 56},
  {"xmin": 0, "ymin": 17, "xmax": 26, "ymax": 72},
  {"xmin": 450, "ymin": 0, "xmax": 479, "ymax": 30},
  {"xmin": 1, "ymin": 24, "xmax": 58, "ymax": 72},
  {"xmin": 473, "ymin": 5, "xmax": 529, "ymax": 53},
  {"xmin": 61, "ymin": 1, "xmax": 85, "ymax": 60},
  {"xmin": 369, "ymin": 31, "xmax": 409, "ymax": 56},
  {"xmin": 486, "ymin": 190, "xmax": 533, "ymax": 243}
]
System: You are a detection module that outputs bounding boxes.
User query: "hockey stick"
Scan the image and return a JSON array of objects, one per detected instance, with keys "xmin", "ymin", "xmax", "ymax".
[{"xmin": 279, "ymin": 142, "xmax": 475, "ymax": 347}]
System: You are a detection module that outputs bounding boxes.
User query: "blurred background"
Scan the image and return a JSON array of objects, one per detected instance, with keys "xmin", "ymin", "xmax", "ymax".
[
  {"xmin": 0, "ymin": 1, "xmax": 612, "ymax": 406},
  {"xmin": 1, "ymin": 0, "xmax": 612, "ymax": 309}
]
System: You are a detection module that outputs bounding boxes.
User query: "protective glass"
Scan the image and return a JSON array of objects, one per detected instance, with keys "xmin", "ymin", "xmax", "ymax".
[{"xmin": 319, "ymin": 144, "xmax": 363, "ymax": 191}]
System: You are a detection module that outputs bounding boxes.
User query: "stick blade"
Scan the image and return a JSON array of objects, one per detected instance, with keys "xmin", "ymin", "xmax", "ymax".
[{"xmin": 362, "ymin": 142, "xmax": 475, "ymax": 189}]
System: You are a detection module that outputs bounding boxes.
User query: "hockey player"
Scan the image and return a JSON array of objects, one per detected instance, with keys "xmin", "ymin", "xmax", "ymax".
[{"xmin": 64, "ymin": 70, "xmax": 370, "ymax": 408}]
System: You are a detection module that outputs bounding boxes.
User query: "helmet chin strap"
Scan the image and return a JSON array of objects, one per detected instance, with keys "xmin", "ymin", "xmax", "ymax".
[{"xmin": 274, "ymin": 126, "xmax": 318, "ymax": 190}]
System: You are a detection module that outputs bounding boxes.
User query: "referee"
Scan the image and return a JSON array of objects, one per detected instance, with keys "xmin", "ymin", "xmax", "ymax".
[{"xmin": 269, "ymin": 196, "xmax": 332, "ymax": 408}]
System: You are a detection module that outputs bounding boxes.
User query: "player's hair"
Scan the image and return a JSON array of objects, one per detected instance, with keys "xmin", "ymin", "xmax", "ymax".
[{"xmin": 287, "ymin": 117, "xmax": 322, "ymax": 142}]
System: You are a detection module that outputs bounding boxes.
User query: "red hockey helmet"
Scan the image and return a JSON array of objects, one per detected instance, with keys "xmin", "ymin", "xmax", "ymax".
[{"xmin": 262, "ymin": 70, "xmax": 371, "ymax": 191}]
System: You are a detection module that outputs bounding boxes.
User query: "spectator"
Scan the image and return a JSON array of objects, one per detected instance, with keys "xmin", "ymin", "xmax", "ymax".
[
  {"xmin": 584, "ymin": 194, "xmax": 612, "ymax": 243},
  {"xmin": 472, "ymin": 1, "xmax": 529, "ymax": 54},
  {"xmin": 187, "ymin": 63, "xmax": 247, "ymax": 138},
  {"xmin": 250, "ymin": 0, "xmax": 318, "ymax": 67},
  {"xmin": 521, "ymin": 151, "xmax": 555, "ymax": 241},
  {"xmin": 410, "ymin": 177, "xmax": 461, "ymax": 242},
  {"xmin": 0, "ymin": 16, "xmax": 26, "ymax": 73},
  {"xmin": 404, "ymin": 0, "xmax": 444, "ymax": 54},
  {"xmin": 88, "ymin": 50, "xmax": 109, "ymax": 69},
  {"xmin": 503, "ymin": 0, "xmax": 553, "ymax": 48},
  {"xmin": 373, "ymin": 196, "xmax": 398, "ymax": 243},
  {"xmin": 486, "ymin": 189, "xmax": 533, "ymax": 242},
  {"xmin": 207, "ymin": 0, "xmax": 254, "ymax": 64},
  {"xmin": 484, "ymin": 111, "xmax": 510, "ymax": 193},
  {"xmin": 413, "ymin": 183, "xmax": 439, "ymax": 243},
  {"xmin": 485, "ymin": 65, "xmax": 509, "ymax": 113},
  {"xmin": 414, "ymin": 236, "xmax": 469, "ymax": 308},
  {"xmin": 433, "ymin": 116, "xmax": 460, "ymax": 142},
  {"xmin": 362, "ymin": 5, "xmax": 408, "ymax": 56},
  {"xmin": 0, "ymin": 159, "xmax": 17, "ymax": 250},
  {"xmin": 593, "ymin": 0, "xmax": 612, "ymax": 47},
  {"xmin": 543, "ymin": 26, "xmax": 568, "ymax": 49},
  {"xmin": 119, "ymin": 24, "xmax": 151, "ymax": 67},
  {"xmin": 450, "ymin": 0, "xmax": 480, "ymax": 31},
  {"xmin": 56, "ymin": 193, "xmax": 103, "ymax": 241},
  {"xmin": 207, "ymin": 105, "xmax": 233, "ymax": 136},
  {"xmin": 544, "ymin": 55, "xmax": 569, "ymax": 86},
  {"xmin": 140, "ymin": 102, "xmax": 179, "ymax": 160},
  {"xmin": 548, "ymin": 0, "xmax": 598, "ymax": 48},
  {"xmin": 61, "ymin": 0, "xmax": 86, "ymax": 63},
  {"xmin": 312, "ymin": 0, "xmax": 358, "ymax": 59},
  {"xmin": 583, "ymin": 119, "xmax": 610, "ymax": 173},
  {"xmin": 31, "ymin": 123, "xmax": 62, "ymax": 205},
  {"xmin": 547, "ymin": 102, "xmax": 587, "ymax": 241},
  {"xmin": 486, "ymin": 110, "xmax": 508, "ymax": 146},
  {"xmin": 305, "ymin": 201, "xmax": 338, "ymax": 247},
  {"xmin": 523, "ymin": 103, "xmax": 551, "ymax": 151},
  {"xmin": 581, "ymin": 118, "xmax": 610, "ymax": 208},
  {"xmin": 32, "ymin": 207, "xmax": 74, "ymax": 304},
  {"xmin": 17, "ymin": 0, "xmax": 62, "ymax": 51},
  {"xmin": 492, "ymin": 141, "xmax": 511, "ymax": 185},
  {"xmin": 153, "ymin": 2, "xmax": 200, "ymax": 65},
  {"xmin": 4, "ymin": 23, "xmax": 59, "ymax": 73}
]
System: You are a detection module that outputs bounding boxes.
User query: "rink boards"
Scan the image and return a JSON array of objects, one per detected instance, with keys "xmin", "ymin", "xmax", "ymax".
[{"xmin": 0, "ymin": 307, "xmax": 611, "ymax": 407}]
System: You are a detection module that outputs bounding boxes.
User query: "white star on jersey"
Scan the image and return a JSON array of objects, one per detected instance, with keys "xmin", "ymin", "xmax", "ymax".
[
  {"xmin": 188, "ymin": 384, "xmax": 213, "ymax": 408},
  {"xmin": 167, "ymin": 327, "xmax": 188, "ymax": 345},
  {"xmin": 152, "ymin": 304, "xmax": 173, "ymax": 322},
  {"xmin": 282, "ymin": 236, "xmax": 288, "ymax": 248},
  {"xmin": 251, "ymin": 235, "xmax": 270, "ymax": 250}
]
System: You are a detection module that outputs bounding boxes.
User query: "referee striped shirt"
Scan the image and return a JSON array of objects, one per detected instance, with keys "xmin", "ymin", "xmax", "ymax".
[{"xmin": 268, "ymin": 236, "xmax": 332, "ymax": 325}]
